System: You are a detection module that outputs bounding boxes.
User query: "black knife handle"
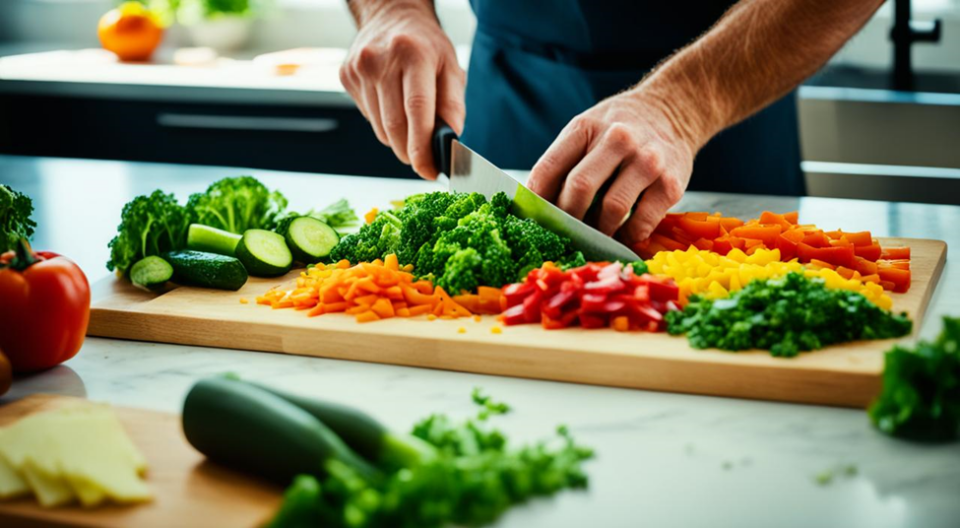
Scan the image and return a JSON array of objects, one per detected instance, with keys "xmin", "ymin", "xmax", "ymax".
[{"xmin": 431, "ymin": 119, "xmax": 457, "ymax": 177}]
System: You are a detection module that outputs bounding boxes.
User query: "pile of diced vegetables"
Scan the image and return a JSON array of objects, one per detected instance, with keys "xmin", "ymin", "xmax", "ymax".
[{"xmin": 104, "ymin": 178, "xmax": 915, "ymax": 353}]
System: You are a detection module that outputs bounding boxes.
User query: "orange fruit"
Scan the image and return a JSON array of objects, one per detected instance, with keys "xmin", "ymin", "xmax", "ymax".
[{"xmin": 98, "ymin": 2, "xmax": 165, "ymax": 62}]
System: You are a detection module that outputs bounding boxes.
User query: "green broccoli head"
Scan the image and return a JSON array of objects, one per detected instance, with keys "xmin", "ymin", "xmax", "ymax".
[
  {"xmin": 107, "ymin": 190, "xmax": 190, "ymax": 274},
  {"xmin": 186, "ymin": 176, "xmax": 288, "ymax": 234},
  {"xmin": 436, "ymin": 247, "xmax": 483, "ymax": 294}
]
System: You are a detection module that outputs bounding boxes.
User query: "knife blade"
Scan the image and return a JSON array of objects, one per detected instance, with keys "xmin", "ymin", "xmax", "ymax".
[{"xmin": 432, "ymin": 123, "xmax": 641, "ymax": 262}]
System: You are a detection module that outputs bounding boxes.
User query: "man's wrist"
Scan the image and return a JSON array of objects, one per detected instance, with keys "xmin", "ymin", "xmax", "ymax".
[
  {"xmin": 349, "ymin": 0, "xmax": 436, "ymax": 27},
  {"xmin": 628, "ymin": 50, "xmax": 727, "ymax": 154}
]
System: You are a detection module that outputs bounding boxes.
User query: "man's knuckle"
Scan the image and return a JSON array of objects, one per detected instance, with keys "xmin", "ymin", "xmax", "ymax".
[
  {"xmin": 603, "ymin": 192, "xmax": 632, "ymax": 219},
  {"xmin": 405, "ymin": 93, "xmax": 432, "ymax": 113},
  {"xmin": 565, "ymin": 175, "xmax": 593, "ymax": 195},
  {"xmin": 637, "ymin": 149, "xmax": 664, "ymax": 176},
  {"xmin": 356, "ymin": 47, "xmax": 380, "ymax": 75},
  {"xmin": 605, "ymin": 124, "xmax": 635, "ymax": 151},
  {"xmin": 661, "ymin": 176, "xmax": 684, "ymax": 202},
  {"xmin": 388, "ymin": 34, "xmax": 421, "ymax": 55}
]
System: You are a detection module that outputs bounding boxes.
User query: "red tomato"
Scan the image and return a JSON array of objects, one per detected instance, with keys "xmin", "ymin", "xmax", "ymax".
[{"xmin": 0, "ymin": 241, "xmax": 90, "ymax": 372}]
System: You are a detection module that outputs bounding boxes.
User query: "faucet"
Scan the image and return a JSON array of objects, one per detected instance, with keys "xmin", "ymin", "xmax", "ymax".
[{"xmin": 890, "ymin": 0, "xmax": 942, "ymax": 91}]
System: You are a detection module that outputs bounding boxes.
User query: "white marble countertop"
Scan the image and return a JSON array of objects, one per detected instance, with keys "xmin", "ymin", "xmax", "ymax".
[{"xmin": 1, "ymin": 155, "xmax": 958, "ymax": 528}]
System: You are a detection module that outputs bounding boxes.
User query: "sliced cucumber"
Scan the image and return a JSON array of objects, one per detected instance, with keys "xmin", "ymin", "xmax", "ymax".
[
  {"xmin": 187, "ymin": 224, "xmax": 242, "ymax": 256},
  {"xmin": 163, "ymin": 250, "xmax": 248, "ymax": 291},
  {"xmin": 182, "ymin": 376, "xmax": 379, "ymax": 484},
  {"xmin": 236, "ymin": 229, "xmax": 293, "ymax": 277},
  {"xmin": 285, "ymin": 217, "xmax": 339, "ymax": 264},
  {"xmin": 129, "ymin": 256, "xmax": 173, "ymax": 291}
]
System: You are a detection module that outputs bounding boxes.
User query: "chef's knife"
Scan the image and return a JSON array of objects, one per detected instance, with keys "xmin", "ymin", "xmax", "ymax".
[{"xmin": 432, "ymin": 122, "xmax": 642, "ymax": 262}]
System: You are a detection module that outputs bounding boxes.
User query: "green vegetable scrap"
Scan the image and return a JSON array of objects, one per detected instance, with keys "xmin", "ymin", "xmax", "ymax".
[
  {"xmin": 107, "ymin": 190, "xmax": 191, "ymax": 275},
  {"xmin": 869, "ymin": 316, "xmax": 960, "ymax": 442},
  {"xmin": 187, "ymin": 176, "xmax": 288, "ymax": 234},
  {"xmin": 0, "ymin": 184, "xmax": 36, "ymax": 253},
  {"xmin": 275, "ymin": 198, "xmax": 360, "ymax": 235},
  {"xmin": 665, "ymin": 272, "xmax": 912, "ymax": 358},
  {"xmin": 330, "ymin": 191, "xmax": 585, "ymax": 293},
  {"xmin": 267, "ymin": 391, "xmax": 594, "ymax": 528}
]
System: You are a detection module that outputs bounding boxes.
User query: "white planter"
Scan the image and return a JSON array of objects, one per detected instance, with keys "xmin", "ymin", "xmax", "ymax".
[{"xmin": 187, "ymin": 16, "xmax": 252, "ymax": 52}]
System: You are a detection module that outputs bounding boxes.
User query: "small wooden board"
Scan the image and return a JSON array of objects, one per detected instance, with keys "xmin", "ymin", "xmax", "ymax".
[
  {"xmin": 0, "ymin": 395, "xmax": 281, "ymax": 528},
  {"xmin": 88, "ymin": 238, "xmax": 947, "ymax": 408}
]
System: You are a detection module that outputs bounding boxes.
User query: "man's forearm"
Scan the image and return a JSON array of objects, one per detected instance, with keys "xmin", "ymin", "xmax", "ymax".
[
  {"xmin": 347, "ymin": 0, "xmax": 436, "ymax": 27},
  {"xmin": 638, "ymin": 0, "xmax": 883, "ymax": 149}
]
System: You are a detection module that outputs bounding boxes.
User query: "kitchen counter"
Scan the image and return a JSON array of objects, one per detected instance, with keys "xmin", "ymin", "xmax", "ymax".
[{"xmin": 2, "ymin": 155, "xmax": 958, "ymax": 528}]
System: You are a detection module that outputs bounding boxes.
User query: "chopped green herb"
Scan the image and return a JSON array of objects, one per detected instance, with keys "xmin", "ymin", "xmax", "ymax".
[
  {"xmin": 666, "ymin": 272, "xmax": 912, "ymax": 357},
  {"xmin": 267, "ymin": 391, "xmax": 593, "ymax": 528},
  {"xmin": 869, "ymin": 316, "xmax": 960, "ymax": 442},
  {"xmin": 0, "ymin": 184, "xmax": 36, "ymax": 253}
]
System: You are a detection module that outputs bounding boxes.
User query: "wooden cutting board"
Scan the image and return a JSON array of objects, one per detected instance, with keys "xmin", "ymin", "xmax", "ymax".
[
  {"xmin": 88, "ymin": 238, "xmax": 947, "ymax": 408},
  {"xmin": 0, "ymin": 395, "xmax": 281, "ymax": 528}
]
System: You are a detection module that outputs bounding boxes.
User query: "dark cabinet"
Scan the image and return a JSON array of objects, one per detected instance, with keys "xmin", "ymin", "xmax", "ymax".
[{"xmin": 0, "ymin": 92, "xmax": 415, "ymax": 178}]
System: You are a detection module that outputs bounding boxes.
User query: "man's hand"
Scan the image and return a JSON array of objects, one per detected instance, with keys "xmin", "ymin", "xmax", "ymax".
[
  {"xmin": 527, "ymin": 89, "xmax": 700, "ymax": 244},
  {"xmin": 341, "ymin": 0, "xmax": 465, "ymax": 180},
  {"xmin": 528, "ymin": 0, "xmax": 882, "ymax": 247}
]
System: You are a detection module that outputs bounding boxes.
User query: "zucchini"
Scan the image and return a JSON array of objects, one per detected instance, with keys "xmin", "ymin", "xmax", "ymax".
[
  {"xmin": 187, "ymin": 224, "xmax": 242, "ymax": 256},
  {"xmin": 129, "ymin": 256, "xmax": 173, "ymax": 291},
  {"xmin": 163, "ymin": 250, "xmax": 248, "ymax": 291},
  {"xmin": 182, "ymin": 377, "xmax": 379, "ymax": 484},
  {"xmin": 236, "ymin": 229, "xmax": 293, "ymax": 277},
  {"xmin": 248, "ymin": 380, "xmax": 436, "ymax": 470},
  {"xmin": 284, "ymin": 217, "xmax": 339, "ymax": 264}
]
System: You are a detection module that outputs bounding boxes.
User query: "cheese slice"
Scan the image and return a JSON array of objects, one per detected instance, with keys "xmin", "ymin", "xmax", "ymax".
[
  {"xmin": 21, "ymin": 461, "xmax": 74, "ymax": 508},
  {"xmin": 0, "ymin": 450, "xmax": 29, "ymax": 499},
  {"xmin": 0, "ymin": 402, "xmax": 152, "ymax": 508}
]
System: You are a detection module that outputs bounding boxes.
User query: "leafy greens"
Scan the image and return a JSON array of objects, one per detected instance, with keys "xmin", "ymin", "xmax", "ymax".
[
  {"xmin": 869, "ymin": 316, "xmax": 960, "ymax": 442},
  {"xmin": 186, "ymin": 175, "xmax": 288, "ymax": 234},
  {"xmin": 267, "ymin": 390, "xmax": 594, "ymax": 528},
  {"xmin": 0, "ymin": 184, "xmax": 36, "ymax": 253},
  {"xmin": 666, "ymin": 272, "xmax": 913, "ymax": 357}
]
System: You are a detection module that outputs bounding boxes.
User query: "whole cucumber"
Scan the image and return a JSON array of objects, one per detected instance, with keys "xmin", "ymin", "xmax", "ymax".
[
  {"xmin": 163, "ymin": 250, "xmax": 248, "ymax": 291},
  {"xmin": 182, "ymin": 376, "xmax": 379, "ymax": 484}
]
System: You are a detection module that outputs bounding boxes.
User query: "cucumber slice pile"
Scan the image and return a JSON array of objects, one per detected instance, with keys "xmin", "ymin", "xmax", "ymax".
[
  {"xmin": 236, "ymin": 229, "xmax": 293, "ymax": 277},
  {"xmin": 187, "ymin": 224, "xmax": 242, "ymax": 256},
  {"xmin": 285, "ymin": 217, "xmax": 339, "ymax": 264}
]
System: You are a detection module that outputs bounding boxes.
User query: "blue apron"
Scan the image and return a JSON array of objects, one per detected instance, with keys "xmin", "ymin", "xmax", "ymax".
[{"xmin": 461, "ymin": 0, "xmax": 805, "ymax": 196}]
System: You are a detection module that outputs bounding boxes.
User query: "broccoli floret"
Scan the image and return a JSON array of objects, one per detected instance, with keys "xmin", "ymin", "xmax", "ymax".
[
  {"xmin": 186, "ymin": 176, "xmax": 288, "ymax": 234},
  {"xmin": 437, "ymin": 248, "xmax": 483, "ymax": 294},
  {"xmin": 107, "ymin": 190, "xmax": 191, "ymax": 274},
  {"xmin": 327, "ymin": 190, "xmax": 585, "ymax": 291}
]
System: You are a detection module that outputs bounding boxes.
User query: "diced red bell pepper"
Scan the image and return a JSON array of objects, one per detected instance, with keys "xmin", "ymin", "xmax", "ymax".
[
  {"xmin": 646, "ymin": 276, "xmax": 680, "ymax": 303},
  {"xmin": 730, "ymin": 225, "xmax": 782, "ymax": 247},
  {"xmin": 776, "ymin": 234, "xmax": 798, "ymax": 261},
  {"xmin": 797, "ymin": 243, "xmax": 856, "ymax": 269},
  {"xmin": 501, "ymin": 304, "xmax": 527, "ymax": 326},
  {"xmin": 692, "ymin": 238, "xmax": 714, "ymax": 251},
  {"xmin": 522, "ymin": 290, "xmax": 543, "ymax": 323},
  {"xmin": 878, "ymin": 267, "xmax": 911, "ymax": 293},
  {"xmin": 853, "ymin": 243, "xmax": 882, "ymax": 262},
  {"xmin": 880, "ymin": 247, "xmax": 911, "ymax": 260},
  {"xmin": 854, "ymin": 257, "xmax": 879, "ymax": 276},
  {"xmin": 502, "ymin": 282, "xmax": 536, "ymax": 308},
  {"xmin": 678, "ymin": 216, "xmax": 721, "ymax": 240}
]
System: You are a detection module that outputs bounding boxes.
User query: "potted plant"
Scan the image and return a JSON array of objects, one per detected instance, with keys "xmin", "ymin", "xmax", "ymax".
[{"xmin": 148, "ymin": 0, "xmax": 267, "ymax": 52}]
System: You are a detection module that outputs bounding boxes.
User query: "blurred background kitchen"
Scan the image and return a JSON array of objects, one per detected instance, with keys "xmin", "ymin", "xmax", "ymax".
[{"xmin": 0, "ymin": 0, "xmax": 957, "ymax": 204}]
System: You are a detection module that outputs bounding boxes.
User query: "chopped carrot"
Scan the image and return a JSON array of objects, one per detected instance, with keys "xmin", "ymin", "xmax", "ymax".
[
  {"xmin": 473, "ymin": 315, "xmax": 482, "ymax": 323},
  {"xmin": 611, "ymin": 316, "xmax": 630, "ymax": 332},
  {"xmin": 364, "ymin": 208, "xmax": 379, "ymax": 224},
  {"xmin": 257, "ymin": 254, "xmax": 501, "ymax": 324},
  {"xmin": 356, "ymin": 310, "xmax": 380, "ymax": 323},
  {"xmin": 490, "ymin": 326, "xmax": 502, "ymax": 334},
  {"xmin": 427, "ymin": 313, "xmax": 438, "ymax": 321},
  {"xmin": 457, "ymin": 327, "xmax": 466, "ymax": 334},
  {"xmin": 239, "ymin": 298, "xmax": 249, "ymax": 304}
]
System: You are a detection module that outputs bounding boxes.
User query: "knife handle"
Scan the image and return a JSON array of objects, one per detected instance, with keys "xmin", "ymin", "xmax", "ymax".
[{"xmin": 431, "ymin": 119, "xmax": 457, "ymax": 176}]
